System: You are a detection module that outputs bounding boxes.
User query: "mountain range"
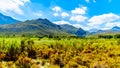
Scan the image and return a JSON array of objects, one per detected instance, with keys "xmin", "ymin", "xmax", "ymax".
[
  {"xmin": 90, "ymin": 26, "xmax": 120, "ymax": 34},
  {"xmin": 0, "ymin": 13, "xmax": 120, "ymax": 37},
  {"xmin": 0, "ymin": 13, "xmax": 87, "ymax": 36}
]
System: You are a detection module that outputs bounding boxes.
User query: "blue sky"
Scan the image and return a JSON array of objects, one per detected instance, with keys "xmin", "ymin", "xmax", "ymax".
[{"xmin": 0, "ymin": 0, "xmax": 120, "ymax": 30}]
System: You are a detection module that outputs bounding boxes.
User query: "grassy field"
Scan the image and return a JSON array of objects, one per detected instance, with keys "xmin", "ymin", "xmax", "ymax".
[{"xmin": 0, "ymin": 37, "xmax": 120, "ymax": 68}]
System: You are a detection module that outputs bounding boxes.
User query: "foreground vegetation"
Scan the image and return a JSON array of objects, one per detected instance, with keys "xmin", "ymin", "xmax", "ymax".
[{"xmin": 0, "ymin": 37, "xmax": 120, "ymax": 68}]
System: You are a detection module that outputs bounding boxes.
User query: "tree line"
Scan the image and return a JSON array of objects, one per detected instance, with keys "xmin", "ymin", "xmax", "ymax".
[{"xmin": 98, "ymin": 34, "xmax": 120, "ymax": 39}]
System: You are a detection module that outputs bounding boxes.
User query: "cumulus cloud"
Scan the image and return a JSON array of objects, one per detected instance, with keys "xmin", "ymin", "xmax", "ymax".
[
  {"xmin": 53, "ymin": 13, "xmax": 59, "ymax": 17},
  {"xmin": 52, "ymin": 6, "xmax": 69, "ymax": 18},
  {"xmin": 0, "ymin": 0, "xmax": 30, "ymax": 15},
  {"xmin": 88, "ymin": 13, "xmax": 120, "ymax": 26},
  {"xmin": 52, "ymin": 6, "xmax": 61, "ymax": 12},
  {"xmin": 71, "ymin": 6, "xmax": 87, "ymax": 15},
  {"xmin": 70, "ymin": 6, "xmax": 88, "ymax": 23},
  {"xmin": 105, "ymin": 22, "xmax": 120, "ymax": 28},
  {"xmin": 52, "ymin": 6, "xmax": 88, "ymax": 30},
  {"xmin": 61, "ymin": 12, "xmax": 69, "ymax": 18},
  {"xmin": 73, "ymin": 24, "xmax": 89, "ymax": 30},
  {"xmin": 102, "ymin": 22, "xmax": 120, "ymax": 30},
  {"xmin": 53, "ymin": 20, "xmax": 71, "ymax": 25},
  {"xmin": 70, "ymin": 15, "xmax": 88, "ymax": 22}
]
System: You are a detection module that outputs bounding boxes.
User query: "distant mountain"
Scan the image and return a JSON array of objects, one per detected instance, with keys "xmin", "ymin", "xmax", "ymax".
[
  {"xmin": 111, "ymin": 26, "xmax": 120, "ymax": 31},
  {"xmin": 60, "ymin": 24, "xmax": 78, "ymax": 34},
  {"xmin": 75, "ymin": 28, "xmax": 87, "ymax": 36},
  {"xmin": 90, "ymin": 26, "xmax": 120, "ymax": 35},
  {"xmin": 0, "ymin": 13, "xmax": 20, "ymax": 24},
  {"xmin": 59, "ymin": 24, "xmax": 87, "ymax": 36}
]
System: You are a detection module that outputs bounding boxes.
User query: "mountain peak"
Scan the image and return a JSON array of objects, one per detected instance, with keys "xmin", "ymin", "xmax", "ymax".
[
  {"xmin": 75, "ymin": 28, "xmax": 87, "ymax": 36},
  {"xmin": 111, "ymin": 26, "xmax": 120, "ymax": 32},
  {"xmin": 36, "ymin": 18, "xmax": 51, "ymax": 23},
  {"xmin": 37, "ymin": 18, "xmax": 48, "ymax": 21},
  {"xmin": 112, "ymin": 26, "xmax": 120, "ymax": 29}
]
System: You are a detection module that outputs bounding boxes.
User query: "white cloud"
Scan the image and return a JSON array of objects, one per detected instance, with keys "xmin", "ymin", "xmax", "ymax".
[
  {"xmin": 52, "ymin": 6, "xmax": 62, "ymax": 17},
  {"xmin": 70, "ymin": 15, "xmax": 88, "ymax": 22},
  {"xmin": 61, "ymin": 12, "xmax": 69, "ymax": 18},
  {"xmin": 105, "ymin": 22, "xmax": 120, "ymax": 28},
  {"xmin": 52, "ymin": 6, "xmax": 61, "ymax": 12},
  {"xmin": 0, "ymin": 0, "xmax": 30, "ymax": 15},
  {"xmin": 105, "ymin": 23, "xmax": 115, "ymax": 27},
  {"xmin": 71, "ymin": 7, "xmax": 87, "ymax": 15},
  {"xmin": 88, "ymin": 13, "xmax": 120, "ymax": 26},
  {"xmin": 53, "ymin": 13, "xmax": 59, "ymax": 17},
  {"xmin": 85, "ymin": 0, "xmax": 90, "ymax": 3},
  {"xmin": 73, "ymin": 24, "xmax": 81, "ymax": 28},
  {"xmin": 52, "ymin": 6, "xmax": 69, "ymax": 18},
  {"xmin": 20, "ymin": 0, "xmax": 30, "ymax": 3},
  {"xmin": 33, "ymin": 12, "xmax": 42, "ymax": 17},
  {"xmin": 53, "ymin": 20, "xmax": 71, "ymax": 25},
  {"xmin": 73, "ymin": 24, "xmax": 89, "ymax": 30},
  {"xmin": 102, "ymin": 22, "xmax": 120, "ymax": 30}
]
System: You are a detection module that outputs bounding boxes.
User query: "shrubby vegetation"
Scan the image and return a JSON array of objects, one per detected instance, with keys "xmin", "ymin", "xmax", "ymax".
[{"xmin": 0, "ymin": 36, "xmax": 120, "ymax": 68}]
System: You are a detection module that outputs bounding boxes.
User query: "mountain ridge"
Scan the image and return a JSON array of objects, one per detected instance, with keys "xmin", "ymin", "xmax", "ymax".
[
  {"xmin": 0, "ymin": 17, "xmax": 87, "ymax": 36},
  {"xmin": 90, "ymin": 26, "xmax": 120, "ymax": 35},
  {"xmin": 0, "ymin": 13, "xmax": 20, "ymax": 24}
]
